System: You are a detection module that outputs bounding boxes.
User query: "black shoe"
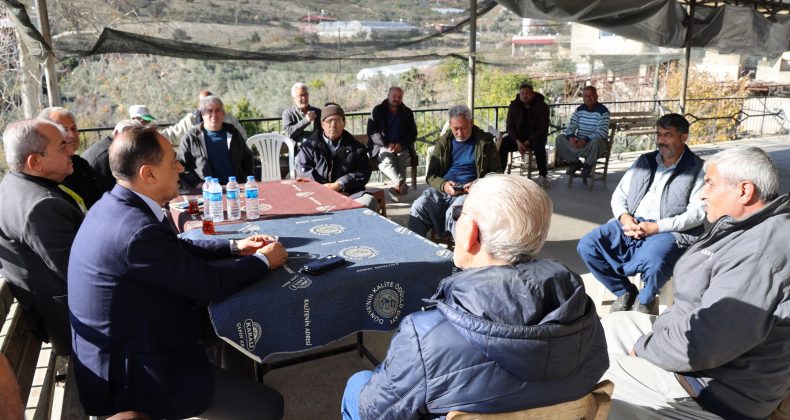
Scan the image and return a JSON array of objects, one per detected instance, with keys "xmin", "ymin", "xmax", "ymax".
[
  {"xmin": 565, "ymin": 161, "xmax": 582, "ymax": 176},
  {"xmin": 610, "ymin": 291, "xmax": 636, "ymax": 313},
  {"xmin": 580, "ymin": 164, "xmax": 592, "ymax": 179},
  {"xmin": 633, "ymin": 299, "xmax": 659, "ymax": 315}
]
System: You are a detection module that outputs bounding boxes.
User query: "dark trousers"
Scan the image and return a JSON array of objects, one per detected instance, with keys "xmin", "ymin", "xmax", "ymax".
[
  {"xmin": 498, "ymin": 135, "xmax": 548, "ymax": 177},
  {"xmin": 577, "ymin": 219, "xmax": 684, "ymax": 305}
]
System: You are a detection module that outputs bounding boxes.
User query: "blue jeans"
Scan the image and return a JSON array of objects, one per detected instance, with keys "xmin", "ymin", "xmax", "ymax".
[
  {"xmin": 408, "ymin": 188, "xmax": 466, "ymax": 239},
  {"xmin": 341, "ymin": 370, "xmax": 374, "ymax": 420},
  {"xmin": 578, "ymin": 219, "xmax": 684, "ymax": 305}
]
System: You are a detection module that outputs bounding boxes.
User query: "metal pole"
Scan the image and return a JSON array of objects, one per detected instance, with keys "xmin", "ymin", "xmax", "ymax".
[
  {"xmin": 35, "ymin": 0, "xmax": 60, "ymax": 107},
  {"xmin": 680, "ymin": 0, "xmax": 695, "ymax": 114},
  {"xmin": 467, "ymin": 0, "xmax": 477, "ymax": 114}
]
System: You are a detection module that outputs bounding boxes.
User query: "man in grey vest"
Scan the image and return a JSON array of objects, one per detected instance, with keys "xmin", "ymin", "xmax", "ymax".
[{"xmin": 577, "ymin": 114, "xmax": 705, "ymax": 314}]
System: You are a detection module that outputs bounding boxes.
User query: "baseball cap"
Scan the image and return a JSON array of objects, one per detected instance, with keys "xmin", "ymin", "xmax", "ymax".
[{"xmin": 129, "ymin": 105, "xmax": 156, "ymax": 122}]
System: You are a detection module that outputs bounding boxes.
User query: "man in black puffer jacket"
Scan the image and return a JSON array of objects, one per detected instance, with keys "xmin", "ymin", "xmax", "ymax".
[{"xmin": 342, "ymin": 174, "xmax": 609, "ymax": 419}]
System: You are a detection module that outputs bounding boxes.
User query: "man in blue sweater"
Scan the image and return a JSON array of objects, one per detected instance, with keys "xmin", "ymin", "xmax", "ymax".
[{"xmin": 555, "ymin": 86, "xmax": 610, "ymax": 179}]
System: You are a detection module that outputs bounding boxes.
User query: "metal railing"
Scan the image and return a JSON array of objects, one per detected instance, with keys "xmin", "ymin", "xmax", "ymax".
[{"xmin": 77, "ymin": 96, "xmax": 790, "ymax": 155}]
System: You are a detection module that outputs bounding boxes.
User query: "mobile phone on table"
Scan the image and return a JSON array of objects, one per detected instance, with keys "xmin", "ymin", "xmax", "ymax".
[
  {"xmin": 452, "ymin": 183, "xmax": 466, "ymax": 192},
  {"xmin": 300, "ymin": 255, "xmax": 346, "ymax": 275}
]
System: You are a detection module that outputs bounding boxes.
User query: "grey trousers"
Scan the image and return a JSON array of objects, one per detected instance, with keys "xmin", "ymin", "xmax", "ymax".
[
  {"xmin": 408, "ymin": 188, "xmax": 466, "ymax": 239},
  {"xmin": 601, "ymin": 312, "xmax": 722, "ymax": 420},
  {"xmin": 377, "ymin": 149, "xmax": 411, "ymax": 185},
  {"xmin": 555, "ymin": 134, "xmax": 607, "ymax": 164}
]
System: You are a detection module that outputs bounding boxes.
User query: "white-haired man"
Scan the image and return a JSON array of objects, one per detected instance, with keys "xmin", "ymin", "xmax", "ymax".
[
  {"xmin": 178, "ymin": 95, "xmax": 254, "ymax": 188},
  {"xmin": 282, "ymin": 82, "xmax": 321, "ymax": 145},
  {"xmin": 161, "ymin": 90, "xmax": 248, "ymax": 145},
  {"xmin": 0, "ymin": 119, "xmax": 85, "ymax": 356},
  {"xmin": 602, "ymin": 147, "xmax": 790, "ymax": 419},
  {"xmin": 342, "ymin": 175, "xmax": 609, "ymax": 419},
  {"xmin": 38, "ymin": 107, "xmax": 103, "ymax": 209},
  {"xmin": 408, "ymin": 104, "xmax": 501, "ymax": 240},
  {"xmin": 82, "ymin": 119, "xmax": 142, "ymax": 192}
]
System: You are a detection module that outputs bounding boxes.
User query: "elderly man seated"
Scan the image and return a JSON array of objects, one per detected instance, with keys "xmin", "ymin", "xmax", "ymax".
[
  {"xmin": 295, "ymin": 103, "xmax": 377, "ymax": 210},
  {"xmin": 408, "ymin": 104, "xmax": 501, "ymax": 240},
  {"xmin": 342, "ymin": 174, "xmax": 609, "ymax": 419},
  {"xmin": 601, "ymin": 147, "xmax": 790, "ymax": 419},
  {"xmin": 282, "ymin": 82, "xmax": 321, "ymax": 146},
  {"xmin": 555, "ymin": 86, "xmax": 610, "ymax": 180},
  {"xmin": 178, "ymin": 95, "xmax": 254, "ymax": 188},
  {"xmin": 161, "ymin": 90, "xmax": 248, "ymax": 145}
]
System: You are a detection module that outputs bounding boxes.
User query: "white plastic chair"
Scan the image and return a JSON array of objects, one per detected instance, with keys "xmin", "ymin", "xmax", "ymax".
[{"xmin": 246, "ymin": 133, "xmax": 295, "ymax": 181}]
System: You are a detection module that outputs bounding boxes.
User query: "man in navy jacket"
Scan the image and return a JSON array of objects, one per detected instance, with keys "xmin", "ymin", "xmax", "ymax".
[
  {"xmin": 342, "ymin": 174, "xmax": 608, "ymax": 419},
  {"xmin": 68, "ymin": 126, "xmax": 287, "ymax": 419}
]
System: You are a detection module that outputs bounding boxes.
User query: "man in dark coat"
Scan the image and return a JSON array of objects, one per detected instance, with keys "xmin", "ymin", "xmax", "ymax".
[
  {"xmin": 367, "ymin": 86, "xmax": 418, "ymax": 199},
  {"xmin": 0, "ymin": 119, "xmax": 84, "ymax": 355},
  {"xmin": 499, "ymin": 84, "xmax": 550, "ymax": 188},
  {"xmin": 82, "ymin": 119, "xmax": 141, "ymax": 192},
  {"xmin": 38, "ymin": 107, "xmax": 103, "ymax": 209},
  {"xmin": 342, "ymin": 174, "xmax": 608, "ymax": 419},
  {"xmin": 295, "ymin": 103, "xmax": 376, "ymax": 210}
]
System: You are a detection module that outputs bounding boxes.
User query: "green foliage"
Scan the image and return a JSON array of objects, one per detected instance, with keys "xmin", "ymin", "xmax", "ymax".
[
  {"xmin": 439, "ymin": 58, "xmax": 468, "ymax": 82},
  {"xmin": 231, "ymin": 96, "xmax": 263, "ymax": 135},
  {"xmin": 665, "ymin": 64, "xmax": 748, "ymax": 143},
  {"xmin": 250, "ymin": 32, "xmax": 261, "ymax": 43},
  {"xmin": 476, "ymin": 69, "xmax": 534, "ymax": 107},
  {"xmin": 550, "ymin": 58, "xmax": 575, "ymax": 74},
  {"xmin": 399, "ymin": 68, "xmax": 436, "ymax": 107}
]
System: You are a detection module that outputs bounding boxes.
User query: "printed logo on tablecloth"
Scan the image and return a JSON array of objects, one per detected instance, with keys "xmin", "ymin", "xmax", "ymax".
[
  {"xmin": 394, "ymin": 226, "xmax": 411, "ymax": 235},
  {"xmin": 236, "ymin": 319, "xmax": 261, "ymax": 351},
  {"xmin": 366, "ymin": 282, "xmax": 405, "ymax": 325},
  {"xmin": 310, "ymin": 224, "xmax": 345, "ymax": 235},
  {"xmin": 362, "ymin": 209, "xmax": 376, "ymax": 216},
  {"xmin": 238, "ymin": 223, "xmax": 261, "ymax": 234},
  {"xmin": 435, "ymin": 249, "xmax": 453, "ymax": 259},
  {"xmin": 258, "ymin": 203, "xmax": 273, "ymax": 212},
  {"xmin": 281, "ymin": 179, "xmax": 296, "ymax": 185},
  {"xmin": 316, "ymin": 205, "xmax": 336, "ymax": 212},
  {"xmin": 296, "ymin": 191, "xmax": 314, "ymax": 198},
  {"xmin": 339, "ymin": 245, "xmax": 379, "ymax": 260},
  {"xmin": 289, "ymin": 276, "xmax": 313, "ymax": 290}
]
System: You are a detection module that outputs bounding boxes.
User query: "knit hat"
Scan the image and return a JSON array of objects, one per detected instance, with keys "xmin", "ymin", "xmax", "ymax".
[{"xmin": 321, "ymin": 104, "xmax": 345, "ymax": 121}]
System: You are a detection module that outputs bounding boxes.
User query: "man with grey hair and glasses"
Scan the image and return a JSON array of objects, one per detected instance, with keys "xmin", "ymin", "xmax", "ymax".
[
  {"xmin": 342, "ymin": 175, "xmax": 608, "ymax": 419},
  {"xmin": 178, "ymin": 94, "xmax": 254, "ymax": 188},
  {"xmin": 0, "ymin": 119, "xmax": 85, "ymax": 356},
  {"xmin": 408, "ymin": 104, "xmax": 501, "ymax": 240},
  {"xmin": 282, "ymin": 82, "xmax": 321, "ymax": 145},
  {"xmin": 601, "ymin": 146, "xmax": 790, "ymax": 419}
]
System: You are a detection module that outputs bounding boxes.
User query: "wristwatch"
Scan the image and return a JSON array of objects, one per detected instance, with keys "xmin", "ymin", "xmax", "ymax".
[{"xmin": 229, "ymin": 239, "xmax": 241, "ymax": 256}]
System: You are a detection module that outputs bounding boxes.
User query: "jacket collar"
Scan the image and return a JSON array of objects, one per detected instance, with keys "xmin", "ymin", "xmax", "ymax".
[{"xmin": 111, "ymin": 184, "xmax": 164, "ymax": 222}]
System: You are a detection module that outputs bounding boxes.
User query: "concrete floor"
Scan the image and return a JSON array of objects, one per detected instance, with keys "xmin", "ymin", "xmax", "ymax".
[{"xmin": 263, "ymin": 135, "xmax": 790, "ymax": 420}]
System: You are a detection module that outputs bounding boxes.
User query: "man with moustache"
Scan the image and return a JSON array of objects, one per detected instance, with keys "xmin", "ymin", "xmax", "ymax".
[
  {"xmin": 601, "ymin": 147, "xmax": 789, "ymax": 419},
  {"xmin": 0, "ymin": 119, "xmax": 84, "ymax": 355},
  {"xmin": 178, "ymin": 95, "xmax": 255, "ymax": 187},
  {"xmin": 577, "ymin": 114, "xmax": 705, "ymax": 315}
]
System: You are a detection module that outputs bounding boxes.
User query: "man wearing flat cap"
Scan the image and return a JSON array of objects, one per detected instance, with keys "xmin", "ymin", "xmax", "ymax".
[{"xmin": 295, "ymin": 103, "xmax": 377, "ymax": 210}]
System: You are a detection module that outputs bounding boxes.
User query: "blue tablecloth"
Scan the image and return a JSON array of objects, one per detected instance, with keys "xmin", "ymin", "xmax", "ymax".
[{"xmin": 179, "ymin": 208, "xmax": 456, "ymax": 362}]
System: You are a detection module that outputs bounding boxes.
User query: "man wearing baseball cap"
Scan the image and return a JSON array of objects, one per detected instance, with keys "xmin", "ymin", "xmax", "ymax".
[
  {"xmin": 129, "ymin": 105, "xmax": 156, "ymax": 123},
  {"xmin": 295, "ymin": 103, "xmax": 377, "ymax": 210}
]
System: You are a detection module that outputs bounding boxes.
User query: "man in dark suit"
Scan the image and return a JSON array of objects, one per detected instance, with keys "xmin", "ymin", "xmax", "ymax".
[
  {"xmin": 68, "ymin": 126, "xmax": 286, "ymax": 419},
  {"xmin": 0, "ymin": 119, "xmax": 84, "ymax": 356}
]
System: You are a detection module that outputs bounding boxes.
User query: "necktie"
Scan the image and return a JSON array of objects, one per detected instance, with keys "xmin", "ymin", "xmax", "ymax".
[{"xmin": 58, "ymin": 184, "xmax": 87, "ymax": 213}]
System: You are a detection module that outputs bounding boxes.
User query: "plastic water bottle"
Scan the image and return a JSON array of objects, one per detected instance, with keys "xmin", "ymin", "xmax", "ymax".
[
  {"xmin": 245, "ymin": 176, "xmax": 259, "ymax": 220},
  {"xmin": 226, "ymin": 176, "xmax": 241, "ymax": 221},
  {"xmin": 209, "ymin": 178, "xmax": 224, "ymax": 222},
  {"xmin": 202, "ymin": 177, "xmax": 213, "ymax": 219}
]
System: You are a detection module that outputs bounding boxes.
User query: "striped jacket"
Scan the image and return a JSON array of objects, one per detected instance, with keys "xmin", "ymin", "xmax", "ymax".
[{"xmin": 563, "ymin": 103, "xmax": 610, "ymax": 143}]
